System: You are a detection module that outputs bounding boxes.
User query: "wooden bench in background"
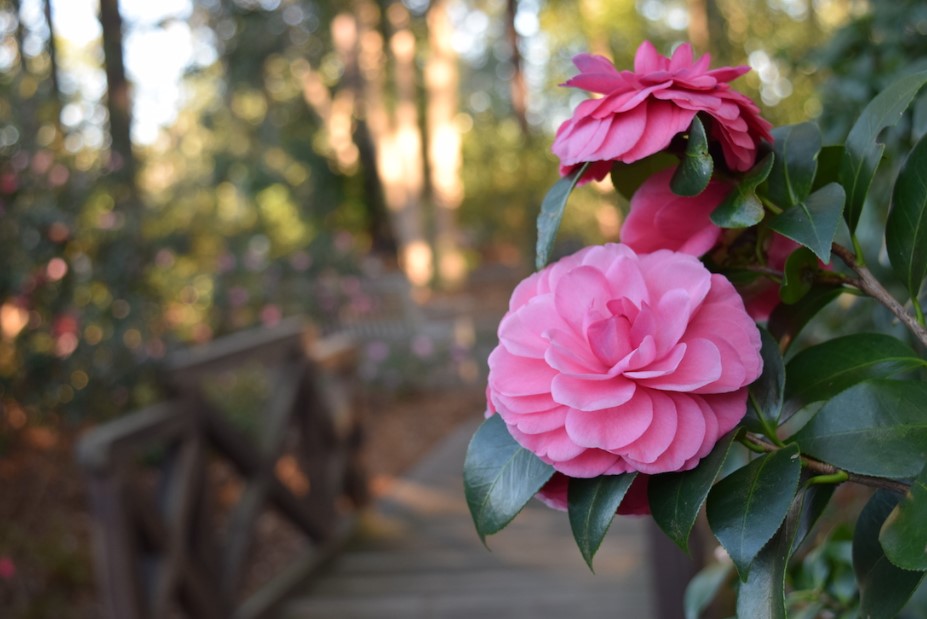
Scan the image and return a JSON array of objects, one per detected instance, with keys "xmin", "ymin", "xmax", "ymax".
[{"xmin": 76, "ymin": 317, "xmax": 366, "ymax": 619}]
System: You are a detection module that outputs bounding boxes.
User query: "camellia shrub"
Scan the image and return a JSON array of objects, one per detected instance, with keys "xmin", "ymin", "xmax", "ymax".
[{"xmin": 463, "ymin": 41, "xmax": 927, "ymax": 616}]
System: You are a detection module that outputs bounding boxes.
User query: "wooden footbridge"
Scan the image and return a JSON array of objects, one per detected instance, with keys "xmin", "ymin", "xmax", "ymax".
[{"xmin": 281, "ymin": 420, "xmax": 656, "ymax": 618}]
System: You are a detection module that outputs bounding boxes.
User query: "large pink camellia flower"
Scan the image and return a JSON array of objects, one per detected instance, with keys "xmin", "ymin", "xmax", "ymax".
[
  {"xmin": 487, "ymin": 243, "xmax": 763, "ymax": 478},
  {"xmin": 552, "ymin": 41, "xmax": 773, "ymax": 184},
  {"xmin": 620, "ymin": 167, "xmax": 731, "ymax": 256}
]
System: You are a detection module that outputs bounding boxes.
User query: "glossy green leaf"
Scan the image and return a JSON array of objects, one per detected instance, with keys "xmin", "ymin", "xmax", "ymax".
[
  {"xmin": 783, "ymin": 333, "xmax": 925, "ymax": 420},
  {"xmin": 684, "ymin": 561, "xmax": 733, "ymax": 619},
  {"xmin": 854, "ymin": 490, "xmax": 927, "ymax": 618},
  {"xmin": 880, "ymin": 461, "xmax": 927, "ymax": 570},
  {"xmin": 567, "ymin": 473, "xmax": 637, "ymax": 569},
  {"xmin": 736, "ymin": 483, "xmax": 835, "ymax": 619},
  {"xmin": 649, "ymin": 431, "xmax": 738, "ymax": 552},
  {"xmin": 671, "ymin": 116, "xmax": 713, "ymax": 197},
  {"xmin": 766, "ymin": 122, "xmax": 822, "ymax": 209},
  {"xmin": 706, "ymin": 444, "xmax": 802, "ymax": 580},
  {"xmin": 792, "ymin": 379, "xmax": 927, "ymax": 479},
  {"xmin": 886, "ymin": 131, "xmax": 927, "ymax": 301},
  {"xmin": 811, "ymin": 145, "xmax": 843, "ymax": 192},
  {"xmin": 610, "ymin": 152, "xmax": 677, "ymax": 203},
  {"xmin": 768, "ymin": 182, "xmax": 845, "ymax": 264},
  {"xmin": 779, "ymin": 246, "xmax": 818, "ymax": 305},
  {"xmin": 746, "ymin": 329, "xmax": 785, "ymax": 431},
  {"xmin": 840, "ymin": 70, "xmax": 927, "ymax": 233},
  {"xmin": 768, "ymin": 283, "xmax": 844, "ymax": 353},
  {"xmin": 536, "ymin": 162, "xmax": 589, "ymax": 270},
  {"xmin": 711, "ymin": 153, "xmax": 775, "ymax": 228},
  {"xmin": 463, "ymin": 415, "xmax": 555, "ymax": 541}
]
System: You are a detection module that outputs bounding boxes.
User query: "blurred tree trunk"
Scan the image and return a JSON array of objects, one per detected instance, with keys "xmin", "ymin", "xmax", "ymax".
[
  {"xmin": 98, "ymin": 0, "xmax": 143, "ymax": 296},
  {"xmin": 378, "ymin": 1, "xmax": 430, "ymax": 286},
  {"xmin": 99, "ymin": 0, "xmax": 136, "ymax": 185},
  {"xmin": 426, "ymin": 0, "xmax": 466, "ymax": 287},
  {"xmin": 316, "ymin": 9, "xmax": 397, "ymax": 257},
  {"xmin": 42, "ymin": 0, "xmax": 62, "ymax": 124},
  {"xmin": 301, "ymin": 0, "xmax": 432, "ymax": 286},
  {"xmin": 505, "ymin": 0, "xmax": 529, "ymax": 133},
  {"xmin": 10, "ymin": 0, "xmax": 34, "ymax": 152},
  {"xmin": 687, "ymin": 0, "xmax": 710, "ymax": 54}
]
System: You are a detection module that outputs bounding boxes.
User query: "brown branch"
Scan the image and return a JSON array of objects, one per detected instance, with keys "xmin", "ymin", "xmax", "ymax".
[
  {"xmin": 744, "ymin": 433, "xmax": 910, "ymax": 495},
  {"xmin": 832, "ymin": 242, "xmax": 927, "ymax": 350}
]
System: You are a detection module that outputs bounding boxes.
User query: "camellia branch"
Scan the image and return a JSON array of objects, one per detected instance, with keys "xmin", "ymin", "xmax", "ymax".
[
  {"xmin": 743, "ymin": 433, "xmax": 910, "ymax": 495},
  {"xmin": 832, "ymin": 242, "xmax": 927, "ymax": 350}
]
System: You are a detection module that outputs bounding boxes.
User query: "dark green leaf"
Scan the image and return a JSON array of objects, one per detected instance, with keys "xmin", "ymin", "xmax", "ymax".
[
  {"xmin": 783, "ymin": 333, "xmax": 925, "ymax": 420},
  {"xmin": 711, "ymin": 153, "xmax": 775, "ymax": 228},
  {"xmin": 671, "ymin": 116, "xmax": 713, "ymax": 197},
  {"xmin": 684, "ymin": 561, "xmax": 733, "ymax": 619},
  {"xmin": 880, "ymin": 461, "xmax": 927, "ymax": 570},
  {"xmin": 706, "ymin": 444, "xmax": 802, "ymax": 579},
  {"xmin": 746, "ymin": 329, "xmax": 785, "ymax": 431},
  {"xmin": 736, "ymin": 483, "xmax": 835, "ymax": 619},
  {"xmin": 536, "ymin": 162, "xmax": 589, "ymax": 270},
  {"xmin": 768, "ymin": 182, "xmax": 845, "ymax": 263},
  {"xmin": 840, "ymin": 70, "xmax": 927, "ymax": 233},
  {"xmin": 779, "ymin": 246, "xmax": 818, "ymax": 305},
  {"xmin": 610, "ymin": 152, "xmax": 677, "ymax": 203},
  {"xmin": 463, "ymin": 415, "xmax": 555, "ymax": 541},
  {"xmin": 649, "ymin": 431, "xmax": 738, "ymax": 552},
  {"xmin": 811, "ymin": 145, "xmax": 843, "ymax": 192},
  {"xmin": 768, "ymin": 283, "xmax": 844, "ymax": 353},
  {"xmin": 854, "ymin": 490, "xmax": 927, "ymax": 618},
  {"xmin": 766, "ymin": 122, "xmax": 822, "ymax": 208},
  {"xmin": 567, "ymin": 473, "xmax": 637, "ymax": 569},
  {"xmin": 887, "ymin": 131, "xmax": 927, "ymax": 301},
  {"xmin": 789, "ymin": 482, "xmax": 837, "ymax": 556},
  {"xmin": 792, "ymin": 379, "xmax": 927, "ymax": 479}
]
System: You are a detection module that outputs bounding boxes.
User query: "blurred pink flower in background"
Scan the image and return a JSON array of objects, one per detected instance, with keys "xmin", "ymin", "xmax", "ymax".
[
  {"xmin": 487, "ymin": 243, "xmax": 762, "ymax": 478},
  {"xmin": 0, "ymin": 556, "xmax": 15, "ymax": 580},
  {"xmin": 411, "ymin": 334, "xmax": 435, "ymax": 359},
  {"xmin": 620, "ymin": 167, "xmax": 731, "ymax": 256},
  {"xmin": 552, "ymin": 41, "xmax": 773, "ymax": 184}
]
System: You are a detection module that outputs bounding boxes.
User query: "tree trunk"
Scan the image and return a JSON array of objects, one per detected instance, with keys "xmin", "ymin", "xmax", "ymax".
[
  {"xmin": 359, "ymin": 0, "xmax": 431, "ymax": 286},
  {"xmin": 10, "ymin": 0, "xmax": 35, "ymax": 152},
  {"xmin": 98, "ymin": 0, "xmax": 137, "ymax": 185},
  {"xmin": 505, "ymin": 0, "xmax": 529, "ymax": 133},
  {"xmin": 425, "ymin": 0, "xmax": 466, "ymax": 287},
  {"xmin": 43, "ymin": 0, "xmax": 62, "ymax": 125},
  {"xmin": 686, "ymin": 0, "xmax": 710, "ymax": 54},
  {"xmin": 299, "ymin": 1, "xmax": 431, "ymax": 285}
]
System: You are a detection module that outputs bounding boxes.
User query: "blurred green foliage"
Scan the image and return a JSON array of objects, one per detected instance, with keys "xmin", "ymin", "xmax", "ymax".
[{"xmin": 0, "ymin": 0, "xmax": 898, "ymax": 429}]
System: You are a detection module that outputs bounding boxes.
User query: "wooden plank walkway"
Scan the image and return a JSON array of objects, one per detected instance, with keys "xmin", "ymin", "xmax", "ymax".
[{"xmin": 281, "ymin": 420, "xmax": 657, "ymax": 619}]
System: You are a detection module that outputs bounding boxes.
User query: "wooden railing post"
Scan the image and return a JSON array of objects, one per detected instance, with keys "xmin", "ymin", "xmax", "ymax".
[{"xmin": 77, "ymin": 318, "xmax": 366, "ymax": 619}]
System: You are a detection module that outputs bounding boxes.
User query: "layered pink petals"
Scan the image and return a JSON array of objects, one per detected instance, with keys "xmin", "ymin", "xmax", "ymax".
[
  {"xmin": 552, "ymin": 42, "xmax": 773, "ymax": 183},
  {"xmin": 487, "ymin": 243, "xmax": 762, "ymax": 478},
  {"xmin": 620, "ymin": 168, "xmax": 730, "ymax": 256}
]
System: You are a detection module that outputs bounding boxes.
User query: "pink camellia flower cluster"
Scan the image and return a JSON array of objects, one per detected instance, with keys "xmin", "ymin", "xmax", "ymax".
[
  {"xmin": 486, "ymin": 243, "xmax": 763, "ymax": 479},
  {"xmin": 552, "ymin": 41, "xmax": 773, "ymax": 184}
]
